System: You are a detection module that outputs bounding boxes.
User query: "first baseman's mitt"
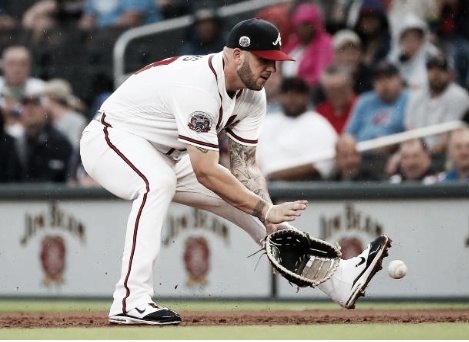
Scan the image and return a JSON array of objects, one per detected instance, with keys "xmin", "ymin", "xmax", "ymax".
[{"xmin": 264, "ymin": 229, "xmax": 342, "ymax": 288}]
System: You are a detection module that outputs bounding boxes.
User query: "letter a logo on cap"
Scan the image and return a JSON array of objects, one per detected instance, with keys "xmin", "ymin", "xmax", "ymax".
[{"xmin": 272, "ymin": 33, "xmax": 281, "ymax": 47}]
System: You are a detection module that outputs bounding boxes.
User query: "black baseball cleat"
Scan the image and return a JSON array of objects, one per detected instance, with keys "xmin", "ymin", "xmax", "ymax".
[
  {"xmin": 319, "ymin": 235, "xmax": 392, "ymax": 309},
  {"xmin": 109, "ymin": 303, "xmax": 182, "ymax": 325}
]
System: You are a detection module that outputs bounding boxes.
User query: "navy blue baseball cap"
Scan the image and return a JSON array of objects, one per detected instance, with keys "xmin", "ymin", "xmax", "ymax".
[{"xmin": 227, "ymin": 18, "xmax": 294, "ymax": 61}]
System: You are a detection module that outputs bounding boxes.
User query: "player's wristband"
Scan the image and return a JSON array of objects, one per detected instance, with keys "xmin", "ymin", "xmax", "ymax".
[{"xmin": 264, "ymin": 205, "xmax": 274, "ymax": 223}]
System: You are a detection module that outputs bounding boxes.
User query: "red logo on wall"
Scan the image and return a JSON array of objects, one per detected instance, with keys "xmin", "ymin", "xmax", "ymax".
[
  {"xmin": 40, "ymin": 236, "xmax": 66, "ymax": 285},
  {"xmin": 183, "ymin": 237, "xmax": 210, "ymax": 287}
]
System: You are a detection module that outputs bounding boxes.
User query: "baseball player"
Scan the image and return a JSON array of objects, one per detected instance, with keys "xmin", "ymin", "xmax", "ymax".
[{"xmin": 80, "ymin": 18, "xmax": 391, "ymax": 325}]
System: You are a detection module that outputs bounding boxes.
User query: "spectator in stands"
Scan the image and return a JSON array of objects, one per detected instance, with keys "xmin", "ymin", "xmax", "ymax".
[
  {"xmin": 282, "ymin": 3, "xmax": 333, "ymax": 89},
  {"xmin": 439, "ymin": 127, "xmax": 469, "ymax": 182},
  {"xmin": 0, "ymin": 105, "xmax": 22, "ymax": 182},
  {"xmin": 17, "ymin": 94, "xmax": 73, "ymax": 182},
  {"xmin": 179, "ymin": 5, "xmax": 225, "ymax": 56},
  {"xmin": 330, "ymin": 134, "xmax": 381, "ymax": 181},
  {"xmin": 388, "ymin": 138, "xmax": 439, "ymax": 184},
  {"xmin": 42, "ymin": 78, "xmax": 87, "ymax": 151},
  {"xmin": 332, "ymin": 29, "xmax": 373, "ymax": 96},
  {"xmin": 404, "ymin": 55, "xmax": 469, "ymax": 155},
  {"xmin": 430, "ymin": 0, "xmax": 469, "ymax": 90},
  {"xmin": 388, "ymin": 13, "xmax": 439, "ymax": 90},
  {"xmin": 353, "ymin": 0, "xmax": 392, "ymax": 67},
  {"xmin": 79, "ymin": 0, "xmax": 162, "ymax": 31},
  {"xmin": 0, "ymin": 45, "xmax": 45, "ymax": 139},
  {"xmin": 315, "ymin": 65, "xmax": 358, "ymax": 135},
  {"xmin": 256, "ymin": 77, "xmax": 338, "ymax": 181},
  {"xmin": 345, "ymin": 60, "xmax": 408, "ymax": 144},
  {"xmin": 22, "ymin": 0, "xmax": 86, "ymax": 46},
  {"xmin": 344, "ymin": 60, "xmax": 409, "ymax": 178},
  {"xmin": 0, "ymin": 46, "xmax": 45, "ymax": 102}
]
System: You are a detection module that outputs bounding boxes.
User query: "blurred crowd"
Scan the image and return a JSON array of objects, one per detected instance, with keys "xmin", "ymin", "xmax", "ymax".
[{"xmin": 1, "ymin": 0, "xmax": 469, "ymax": 186}]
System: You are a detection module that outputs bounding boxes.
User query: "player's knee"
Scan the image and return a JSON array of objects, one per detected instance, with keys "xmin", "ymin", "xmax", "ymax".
[{"xmin": 145, "ymin": 173, "xmax": 177, "ymax": 197}]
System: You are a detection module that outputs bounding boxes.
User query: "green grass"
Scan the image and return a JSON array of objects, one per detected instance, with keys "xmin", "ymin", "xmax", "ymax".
[
  {"xmin": 1, "ymin": 323, "xmax": 468, "ymax": 340},
  {"xmin": 0, "ymin": 299, "xmax": 468, "ymax": 312}
]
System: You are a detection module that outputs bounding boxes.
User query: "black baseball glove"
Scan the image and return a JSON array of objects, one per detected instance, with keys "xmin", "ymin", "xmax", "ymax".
[{"xmin": 264, "ymin": 229, "xmax": 342, "ymax": 288}]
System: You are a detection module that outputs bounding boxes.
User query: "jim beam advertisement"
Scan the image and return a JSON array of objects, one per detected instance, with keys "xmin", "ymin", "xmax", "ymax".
[
  {"xmin": 163, "ymin": 208, "xmax": 229, "ymax": 288},
  {"xmin": 319, "ymin": 203, "xmax": 383, "ymax": 259},
  {"xmin": 20, "ymin": 202, "xmax": 85, "ymax": 286}
]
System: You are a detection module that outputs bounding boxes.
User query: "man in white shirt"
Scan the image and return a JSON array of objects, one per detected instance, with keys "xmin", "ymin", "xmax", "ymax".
[
  {"xmin": 405, "ymin": 55, "xmax": 469, "ymax": 154},
  {"xmin": 257, "ymin": 77, "xmax": 338, "ymax": 180}
]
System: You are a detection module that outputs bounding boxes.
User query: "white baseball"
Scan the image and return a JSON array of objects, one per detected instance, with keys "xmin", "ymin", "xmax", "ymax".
[{"xmin": 387, "ymin": 260, "xmax": 407, "ymax": 279}]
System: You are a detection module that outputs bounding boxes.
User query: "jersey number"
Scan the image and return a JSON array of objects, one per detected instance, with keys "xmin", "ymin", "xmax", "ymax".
[{"xmin": 135, "ymin": 56, "xmax": 180, "ymax": 74}]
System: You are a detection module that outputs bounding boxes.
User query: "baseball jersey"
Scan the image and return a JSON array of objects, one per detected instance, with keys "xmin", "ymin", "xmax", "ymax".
[{"xmin": 99, "ymin": 52, "xmax": 266, "ymax": 153}]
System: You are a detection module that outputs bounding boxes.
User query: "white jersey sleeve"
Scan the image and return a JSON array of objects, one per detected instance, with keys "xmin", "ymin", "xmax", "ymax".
[
  {"xmin": 169, "ymin": 86, "xmax": 221, "ymax": 150},
  {"xmin": 225, "ymin": 89, "xmax": 266, "ymax": 146}
]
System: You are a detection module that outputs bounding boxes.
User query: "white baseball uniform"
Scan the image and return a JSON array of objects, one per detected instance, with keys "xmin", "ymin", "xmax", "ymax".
[{"xmin": 80, "ymin": 52, "xmax": 269, "ymax": 316}]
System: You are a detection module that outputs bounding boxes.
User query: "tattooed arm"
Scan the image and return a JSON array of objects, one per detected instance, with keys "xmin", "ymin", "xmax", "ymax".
[
  {"xmin": 228, "ymin": 138, "xmax": 271, "ymax": 204},
  {"xmin": 186, "ymin": 142, "xmax": 307, "ymax": 225}
]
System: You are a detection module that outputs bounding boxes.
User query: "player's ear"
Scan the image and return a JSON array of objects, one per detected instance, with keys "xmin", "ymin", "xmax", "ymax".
[{"xmin": 232, "ymin": 48, "xmax": 244, "ymax": 66}]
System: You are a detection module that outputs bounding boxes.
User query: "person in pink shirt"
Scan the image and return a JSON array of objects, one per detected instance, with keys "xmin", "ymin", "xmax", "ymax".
[{"xmin": 282, "ymin": 3, "xmax": 333, "ymax": 88}]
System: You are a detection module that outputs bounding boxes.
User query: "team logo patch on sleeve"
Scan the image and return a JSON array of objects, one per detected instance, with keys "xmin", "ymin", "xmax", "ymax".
[{"xmin": 188, "ymin": 111, "xmax": 212, "ymax": 133}]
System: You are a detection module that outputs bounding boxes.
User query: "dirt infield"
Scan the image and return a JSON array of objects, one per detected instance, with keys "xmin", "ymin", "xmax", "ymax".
[{"xmin": 1, "ymin": 309, "xmax": 468, "ymax": 328}]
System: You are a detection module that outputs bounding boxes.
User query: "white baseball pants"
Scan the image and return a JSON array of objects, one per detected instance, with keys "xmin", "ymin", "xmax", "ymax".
[{"xmin": 80, "ymin": 118, "xmax": 267, "ymax": 316}]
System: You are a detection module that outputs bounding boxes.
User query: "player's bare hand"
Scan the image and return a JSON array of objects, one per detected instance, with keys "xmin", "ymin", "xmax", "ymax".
[
  {"xmin": 265, "ymin": 200, "xmax": 308, "ymax": 228},
  {"xmin": 265, "ymin": 221, "xmax": 299, "ymax": 235}
]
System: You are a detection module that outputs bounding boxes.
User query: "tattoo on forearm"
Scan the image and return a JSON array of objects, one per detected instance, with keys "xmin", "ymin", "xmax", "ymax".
[
  {"xmin": 229, "ymin": 139, "xmax": 272, "ymax": 203},
  {"xmin": 253, "ymin": 199, "xmax": 267, "ymax": 220},
  {"xmin": 196, "ymin": 146, "xmax": 209, "ymax": 153}
]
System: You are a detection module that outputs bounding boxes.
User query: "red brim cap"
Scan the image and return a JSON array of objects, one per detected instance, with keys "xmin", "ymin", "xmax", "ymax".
[{"xmin": 250, "ymin": 50, "xmax": 295, "ymax": 61}]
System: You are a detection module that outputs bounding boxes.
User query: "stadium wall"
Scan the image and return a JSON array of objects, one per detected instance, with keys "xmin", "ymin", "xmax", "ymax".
[{"xmin": 0, "ymin": 183, "xmax": 468, "ymax": 300}]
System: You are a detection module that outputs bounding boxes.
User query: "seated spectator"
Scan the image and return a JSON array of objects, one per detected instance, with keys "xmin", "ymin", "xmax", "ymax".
[
  {"xmin": 79, "ymin": 0, "xmax": 162, "ymax": 31},
  {"xmin": 42, "ymin": 78, "xmax": 88, "ymax": 151},
  {"xmin": 439, "ymin": 127, "xmax": 469, "ymax": 182},
  {"xmin": 282, "ymin": 3, "xmax": 333, "ymax": 88},
  {"xmin": 388, "ymin": 13, "xmax": 439, "ymax": 90},
  {"xmin": 345, "ymin": 60, "xmax": 408, "ymax": 145},
  {"xmin": 0, "ymin": 45, "xmax": 45, "ymax": 139},
  {"xmin": 332, "ymin": 29, "xmax": 373, "ymax": 96},
  {"xmin": 344, "ymin": 60, "xmax": 409, "ymax": 178},
  {"xmin": 179, "ymin": 6, "xmax": 225, "ymax": 56},
  {"xmin": 0, "ymin": 46, "xmax": 45, "ymax": 102},
  {"xmin": 353, "ymin": 0, "xmax": 392, "ymax": 67},
  {"xmin": 404, "ymin": 55, "xmax": 469, "ymax": 155},
  {"xmin": 17, "ymin": 94, "xmax": 73, "ymax": 182},
  {"xmin": 330, "ymin": 134, "xmax": 381, "ymax": 182},
  {"xmin": 315, "ymin": 64, "xmax": 358, "ymax": 135},
  {"xmin": 256, "ymin": 77, "xmax": 338, "ymax": 181},
  {"xmin": 388, "ymin": 139, "xmax": 439, "ymax": 184},
  {"xmin": 430, "ymin": 0, "xmax": 469, "ymax": 90},
  {"xmin": 0, "ymin": 106, "xmax": 22, "ymax": 182},
  {"xmin": 21, "ymin": 0, "xmax": 86, "ymax": 46}
]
